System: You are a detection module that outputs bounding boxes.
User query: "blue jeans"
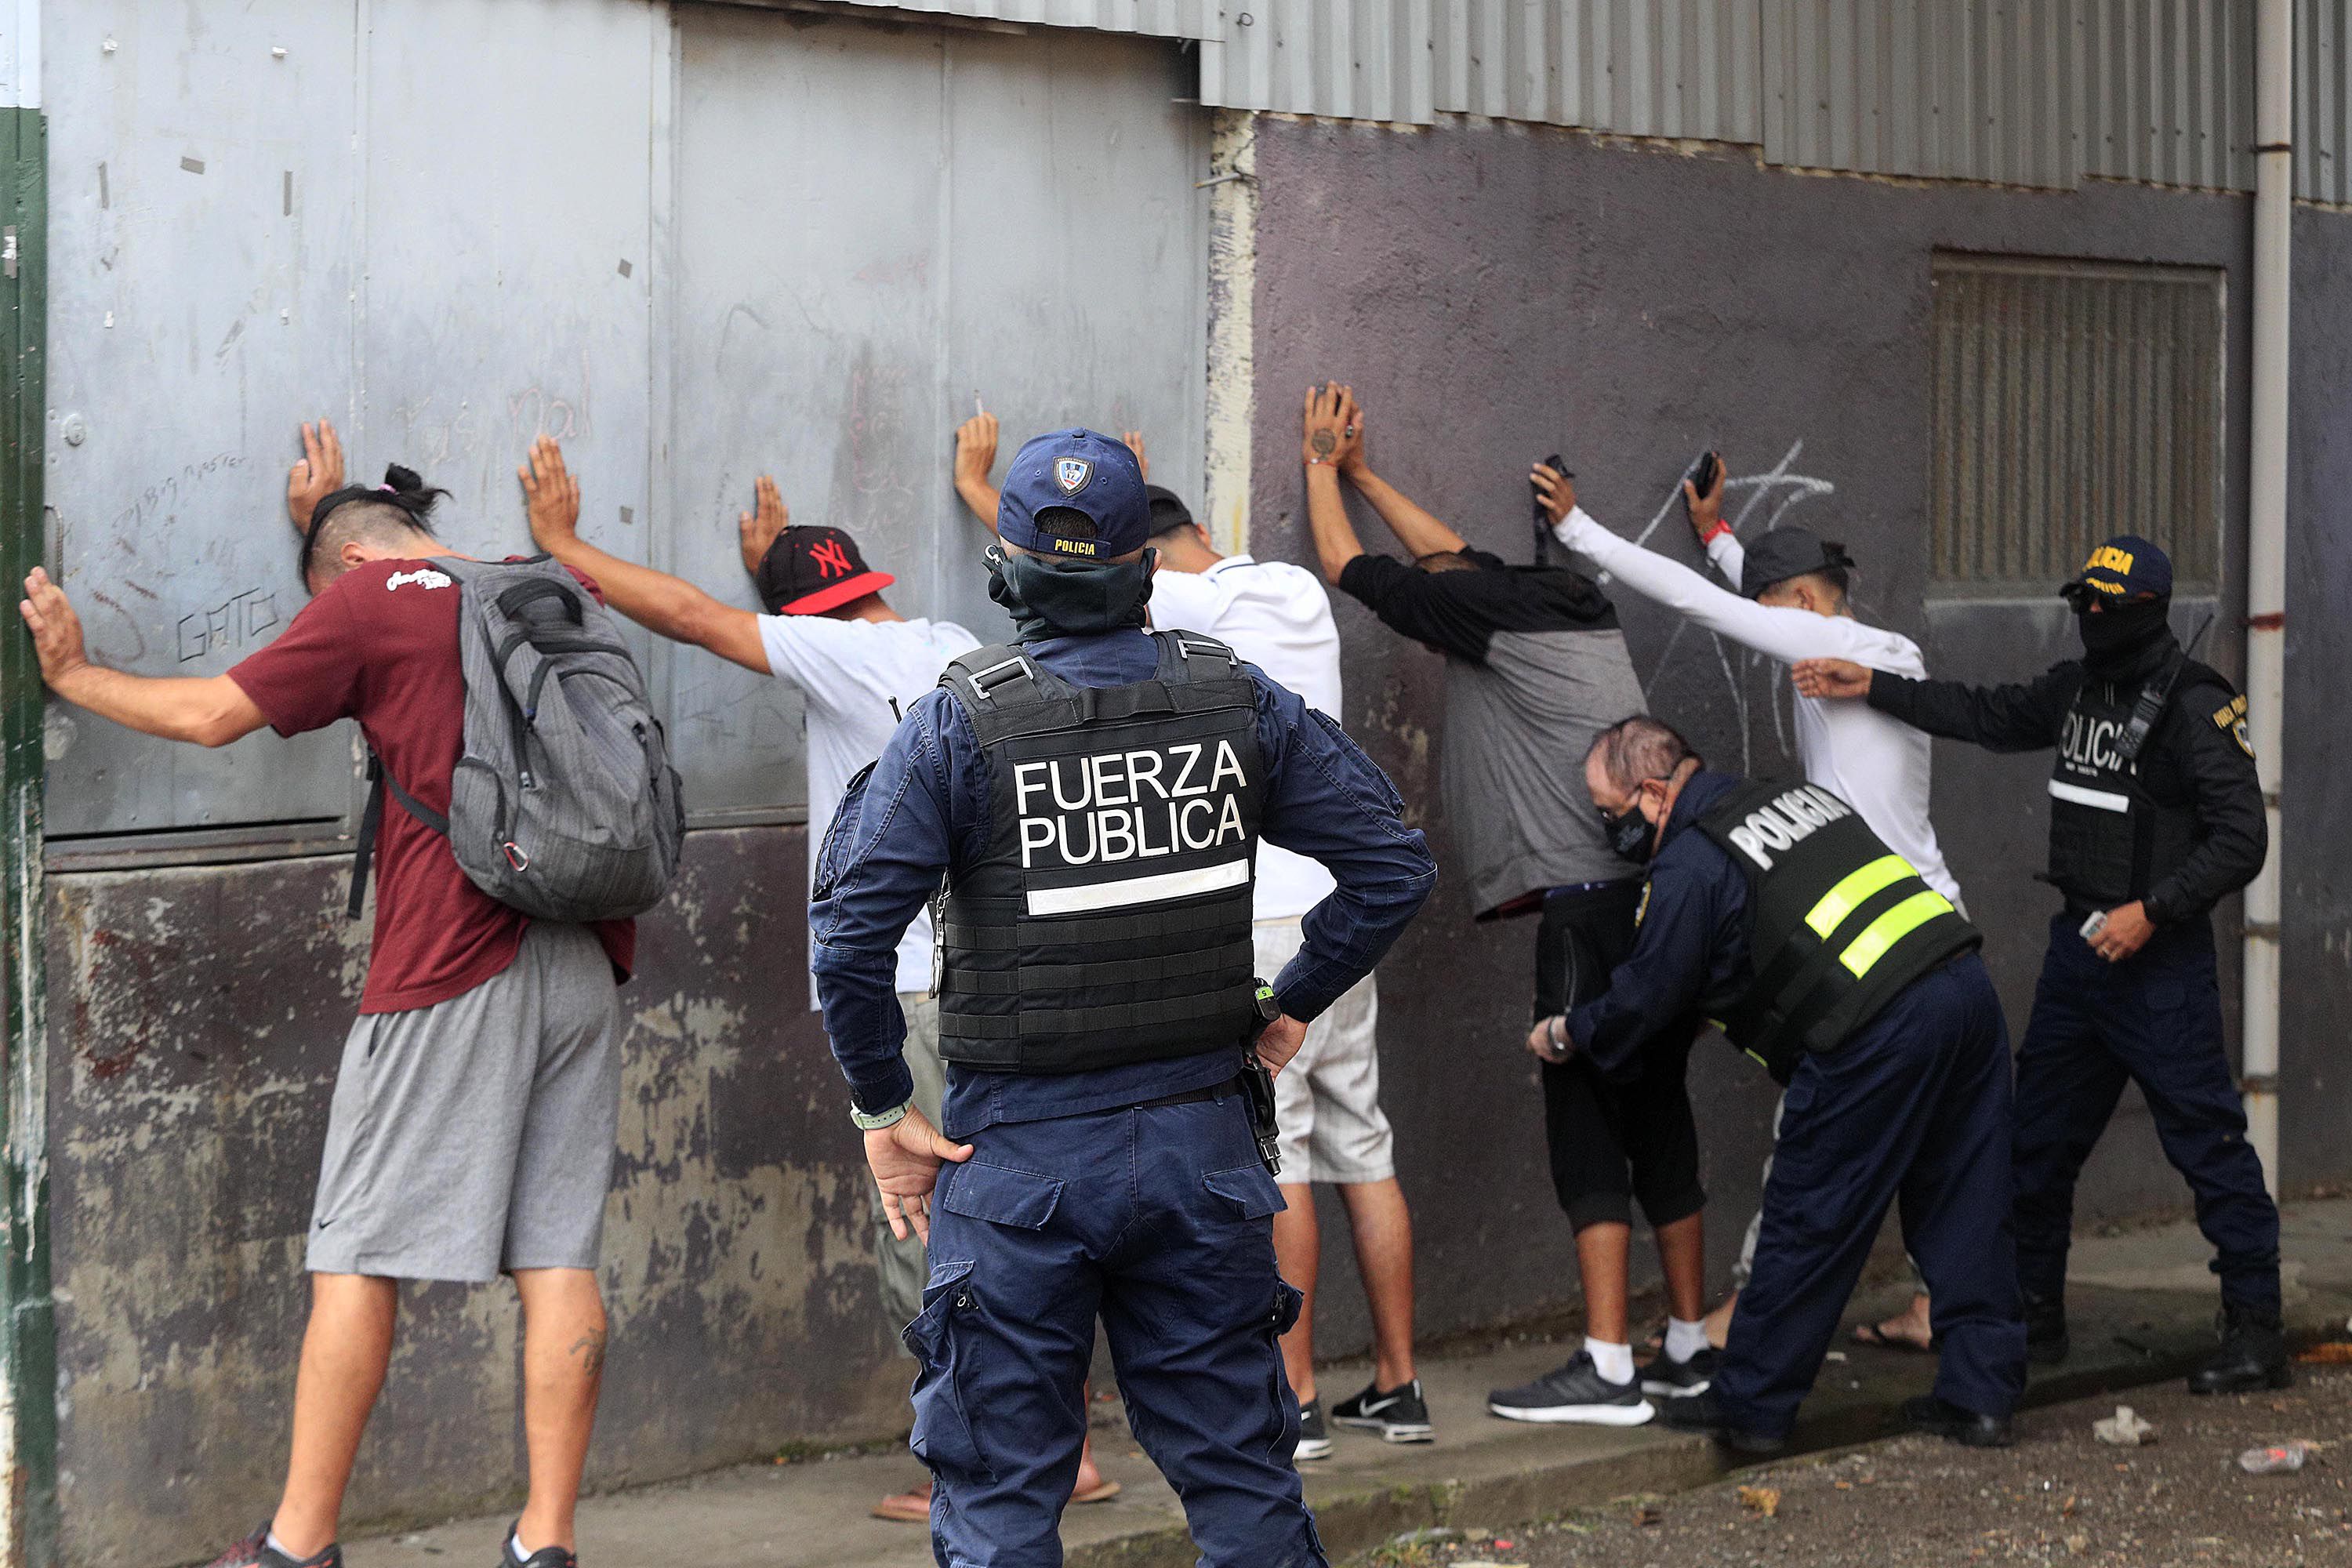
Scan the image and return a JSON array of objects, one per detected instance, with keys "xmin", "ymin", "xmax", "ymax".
[
  {"xmin": 909, "ymin": 1090, "xmax": 1326, "ymax": 1568},
  {"xmin": 2011, "ymin": 910, "xmax": 2281, "ymax": 1315},
  {"xmin": 1716, "ymin": 954, "xmax": 2027, "ymax": 1436}
]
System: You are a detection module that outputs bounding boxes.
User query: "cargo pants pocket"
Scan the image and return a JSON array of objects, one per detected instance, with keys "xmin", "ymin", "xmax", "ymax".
[
  {"xmin": 902, "ymin": 1258, "xmax": 996, "ymax": 1484},
  {"xmin": 1264, "ymin": 1278, "xmax": 1306, "ymax": 1461}
]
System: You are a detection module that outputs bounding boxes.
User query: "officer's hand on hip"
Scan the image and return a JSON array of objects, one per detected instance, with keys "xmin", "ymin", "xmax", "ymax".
[
  {"xmin": 2092, "ymin": 900, "xmax": 2155, "ymax": 963},
  {"xmin": 1525, "ymin": 1014, "xmax": 1573, "ymax": 1065},
  {"xmin": 866, "ymin": 1106, "xmax": 974, "ymax": 1246},
  {"xmin": 1255, "ymin": 1014, "xmax": 1308, "ymax": 1078}
]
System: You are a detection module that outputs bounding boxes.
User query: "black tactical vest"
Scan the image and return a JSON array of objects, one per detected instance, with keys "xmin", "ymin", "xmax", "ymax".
[
  {"xmin": 2046, "ymin": 660, "xmax": 2216, "ymax": 909},
  {"xmin": 933, "ymin": 632, "xmax": 1267, "ymax": 1073},
  {"xmin": 1695, "ymin": 779, "xmax": 1982, "ymax": 1082}
]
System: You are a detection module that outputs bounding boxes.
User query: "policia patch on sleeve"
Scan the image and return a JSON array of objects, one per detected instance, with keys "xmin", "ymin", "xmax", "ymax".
[{"xmin": 2213, "ymin": 693, "xmax": 2253, "ymax": 759}]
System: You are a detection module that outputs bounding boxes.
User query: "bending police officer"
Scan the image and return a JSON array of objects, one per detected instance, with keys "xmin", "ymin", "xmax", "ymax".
[
  {"xmin": 811, "ymin": 430, "xmax": 1436, "ymax": 1567},
  {"xmin": 1795, "ymin": 535, "xmax": 2283, "ymax": 1394},
  {"xmin": 1548, "ymin": 717, "xmax": 2026, "ymax": 1451}
]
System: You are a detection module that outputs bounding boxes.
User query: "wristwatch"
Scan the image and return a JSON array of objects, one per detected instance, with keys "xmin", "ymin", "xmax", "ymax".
[{"xmin": 851, "ymin": 1098, "xmax": 914, "ymax": 1133}]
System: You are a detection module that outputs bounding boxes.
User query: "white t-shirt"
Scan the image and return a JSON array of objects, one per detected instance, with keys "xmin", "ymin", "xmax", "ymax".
[
  {"xmin": 760, "ymin": 613, "xmax": 982, "ymax": 1000},
  {"xmin": 1148, "ymin": 554, "xmax": 1342, "ymax": 920},
  {"xmin": 1556, "ymin": 507, "xmax": 1964, "ymax": 908}
]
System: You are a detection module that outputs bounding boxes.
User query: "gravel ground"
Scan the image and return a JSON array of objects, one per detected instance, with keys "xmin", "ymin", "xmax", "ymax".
[{"xmin": 1357, "ymin": 1363, "xmax": 2352, "ymax": 1568}]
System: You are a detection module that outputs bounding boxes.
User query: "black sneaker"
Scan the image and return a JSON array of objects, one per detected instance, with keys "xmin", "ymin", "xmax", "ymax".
[
  {"xmin": 1641, "ymin": 1346, "xmax": 1717, "ymax": 1399},
  {"xmin": 1900, "ymin": 1393, "xmax": 2014, "ymax": 1448},
  {"xmin": 206, "ymin": 1526, "xmax": 343, "ymax": 1568},
  {"xmin": 1330, "ymin": 1377, "xmax": 1435, "ymax": 1443},
  {"xmin": 500, "ymin": 1523, "xmax": 579, "ymax": 1568},
  {"xmin": 1294, "ymin": 1396, "xmax": 1333, "ymax": 1461},
  {"xmin": 2024, "ymin": 1292, "xmax": 2070, "ymax": 1366},
  {"xmin": 1486, "ymin": 1351, "xmax": 1654, "ymax": 1426},
  {"xmin": 1658, "ymin": 1388, "xmax": 1787, "ymax": 1455},
  {"xmin": 2187, "ymin": 1305, "xmax": 2291, "ymax": 1396}
]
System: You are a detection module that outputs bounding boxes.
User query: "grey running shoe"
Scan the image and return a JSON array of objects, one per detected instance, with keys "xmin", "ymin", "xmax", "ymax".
[
  {"xmin": 1486, "ymin": 1351, "xmax": 1654, "ymax": 1426},
  {"xmin": 1330, "ymin": 1377, "xmax": 1435, "ymax": 1443},
  {"xmin": 1294, "ymin": 1396, "xmax": 1334, "ymax": 1460},
  {"xmin": 1641, "ymin": 1346, "xmax": 1717, "ymax": 1399},
  {"xmin": 206, "ymin": 1526, "xmax": 343, "ymax": 1568},
  {"xmin": 499, "ymin": 1524, "xmax": 579, "ymax": 1568}
]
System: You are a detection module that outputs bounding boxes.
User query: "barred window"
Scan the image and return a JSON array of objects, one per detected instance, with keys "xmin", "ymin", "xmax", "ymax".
[{"xmin": 1929, "ymin": 255, "xmax": 2225, "ymax": 594}]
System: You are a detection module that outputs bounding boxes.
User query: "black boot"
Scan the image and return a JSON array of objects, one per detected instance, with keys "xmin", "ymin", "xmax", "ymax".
[
  {"xmin": 2188, "ymin": 1305, "xmax": 2291, "ymax": 1395},
  {"xmin": 2024, "ymin": 1293, "xmax": 2069, "ymax": 1366},
  {"xmin": 1900, "ymin": 1394, "xmax": 2015, "ymax": 1448}
]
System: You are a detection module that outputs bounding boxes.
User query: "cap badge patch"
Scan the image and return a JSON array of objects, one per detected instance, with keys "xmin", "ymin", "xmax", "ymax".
[
  {"xmin": 808, "ymin": 537, "xmax": 854, "ymax": 579},
  {"xmin": 1054, "ymin": 458, "xmax": 1093, "ymax": 496}
]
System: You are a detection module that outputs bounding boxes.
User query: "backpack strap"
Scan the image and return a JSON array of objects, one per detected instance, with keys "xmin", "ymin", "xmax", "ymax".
[{"xmin": 347, "ymin": 750, "xmax": 453, "ymax": 920}]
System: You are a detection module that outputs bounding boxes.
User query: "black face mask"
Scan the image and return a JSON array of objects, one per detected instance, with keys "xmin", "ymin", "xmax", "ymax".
[
  {"xmin": 986, "ymin": 546, "xmax": 1156, "ymax": 640},
  {"xmin": 1603, "ymin": 797, "xmax": 1658, "ymax": 865},
  {"xmin": 2076, "ymin": 596, "xmax": 2172, "ymax": 677}
]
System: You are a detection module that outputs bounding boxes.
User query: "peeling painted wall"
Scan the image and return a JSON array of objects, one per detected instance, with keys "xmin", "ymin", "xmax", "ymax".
[
  {"xmin": 46, "ymin": 829, "xmax": 909, "ymax": 1568},
  {"xmin": 1240, "ymin": 119, "xmax": 2320, "ymax": 1354}
]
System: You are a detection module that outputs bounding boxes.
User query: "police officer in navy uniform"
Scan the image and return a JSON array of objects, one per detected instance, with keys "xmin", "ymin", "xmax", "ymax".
[
  {"xmin": 811, "ymin": 429, "xmax": 1435, "ymax": 1567},
  {"xmin": 1556, "ymin": 716, "xmax": 2025, "ymax": 1452},
  {"xmin": 1795, "ymin": 534, "xmax": 2284, "ymax": 1395}
]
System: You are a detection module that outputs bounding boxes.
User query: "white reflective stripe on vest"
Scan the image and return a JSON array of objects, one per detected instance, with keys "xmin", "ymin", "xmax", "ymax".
[
  {"xmin": 1025, "ymin": 857, "xmax": 1252, "ymax": 916},
  {"xmin": 2048, "ymin": 779, "xmax": 2132, "ymax": 813}
]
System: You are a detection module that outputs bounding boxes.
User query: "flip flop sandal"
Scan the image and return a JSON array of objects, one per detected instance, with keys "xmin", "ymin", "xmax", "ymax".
[{"xmin": 1850, "ymin": 1321, "xmax": 1939, "ymax": 1354}]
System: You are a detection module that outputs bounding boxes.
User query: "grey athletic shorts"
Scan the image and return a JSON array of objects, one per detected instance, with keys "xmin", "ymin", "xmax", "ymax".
[{"xmin": 307, "ymin": 922, "xmax": 622, "ymax": 1282}]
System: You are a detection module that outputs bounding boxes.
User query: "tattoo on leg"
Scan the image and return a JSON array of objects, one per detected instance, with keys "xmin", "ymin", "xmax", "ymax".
[
  {"xmin": 1310, "ymin": 430, "xmax": 1337, "ymax": 457},
  {"xmin": 570, "ymin": 1328, "xmax": 608, "ymax": 1377}
]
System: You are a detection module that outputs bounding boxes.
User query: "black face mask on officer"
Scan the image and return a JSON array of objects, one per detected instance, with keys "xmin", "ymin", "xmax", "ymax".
[
  {"xmin": 1600, "ymin": 770, "xmax": 1683, "ymax": 866},
  {"xmin": 2074, "ymin": 593, "xmax": 2172, "ymax": 678},
  {"xmin": 986, "ymin": 543, "xmax": 1156, "ymax": 640}
]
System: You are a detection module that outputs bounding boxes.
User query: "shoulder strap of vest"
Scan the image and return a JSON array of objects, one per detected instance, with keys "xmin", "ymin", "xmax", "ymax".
[
  {"xmin": 1151, "ymin": 628, "xmax": 1244, "ymax": 682},
  {"xmin": 938, "ymin": 643, "xmax": 1070, "ymax": 712}
]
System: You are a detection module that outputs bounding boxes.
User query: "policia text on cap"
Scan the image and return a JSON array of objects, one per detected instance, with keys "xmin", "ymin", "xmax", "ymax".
[
  {"xmin": 809, "ymin": 429, "xmax": 1435, "ymax": 1568},
  {"xmin": 1794, "ymin": 533, "xmax": 2285, "ymax": 1397}
]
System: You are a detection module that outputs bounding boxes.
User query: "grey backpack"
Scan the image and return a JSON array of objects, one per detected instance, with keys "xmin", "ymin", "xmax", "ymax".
[{"xmin": 349, "ymin": 555, "xmax": 686, "ymax": 924}]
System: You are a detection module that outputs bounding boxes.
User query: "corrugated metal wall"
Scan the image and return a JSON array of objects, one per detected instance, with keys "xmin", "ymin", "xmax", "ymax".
[
  {"xmin": 1163, "ymin": 0, "xmax": 2352, "ymax": 203},
  {"xmin": 1928, "ymin": 254, "xmax": 2227, "ymax": 591}
]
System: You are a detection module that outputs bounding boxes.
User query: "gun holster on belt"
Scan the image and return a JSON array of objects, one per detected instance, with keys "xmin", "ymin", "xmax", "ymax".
[{"xmin": 1242, "ymin": 980, "xmax": 1283, "ymax": 1178}]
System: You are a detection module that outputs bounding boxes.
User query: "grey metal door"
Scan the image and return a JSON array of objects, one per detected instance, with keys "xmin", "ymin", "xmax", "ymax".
[{"xmin": 664, "ymin": 6, "xmax": 1208, "ymax": 819}]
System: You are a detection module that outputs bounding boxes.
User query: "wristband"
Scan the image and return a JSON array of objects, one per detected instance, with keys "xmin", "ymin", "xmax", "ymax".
[
  {"xmin": 1548, "ymin": 1014, "xmax": 1569, "ymax": 1049},
  {"xmin": 1305, "ymin": 456, "xmax": 1336, "ymax": 467},
  {"xmin": 851, "ymin": 1098, "xmax": 914, "ymax": 1133},
  {"xmin": 1697, "ymin": 519, "xmax": 1733, "ymax": 545}
]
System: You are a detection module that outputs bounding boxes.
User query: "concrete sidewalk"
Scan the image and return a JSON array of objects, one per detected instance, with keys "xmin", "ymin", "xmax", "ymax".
[{"xmin": 345, "ymin": 1199, "xmax": 2352, "ymax": 1568}]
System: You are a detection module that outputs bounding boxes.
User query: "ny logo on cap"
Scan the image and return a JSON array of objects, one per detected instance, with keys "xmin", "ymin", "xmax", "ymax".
[
  {"xmin": 808, "ymin": 538, "xmax": 854, "ymax": 578},
  {"xmin": 1054, "ymin": 458, "xmax": 1093, "ymax": 496}
]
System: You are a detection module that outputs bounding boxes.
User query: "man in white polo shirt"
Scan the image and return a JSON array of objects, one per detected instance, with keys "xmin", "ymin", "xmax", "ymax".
[{"xmin": 955, "ymin": 413, "xmax": 1429, "ymax": 1456}]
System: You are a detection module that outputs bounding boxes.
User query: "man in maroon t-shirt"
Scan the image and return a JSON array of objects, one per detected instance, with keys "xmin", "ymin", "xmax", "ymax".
[{"xmin": 19, "ymin": 422, "xmax": 627, "ymax": 1568}]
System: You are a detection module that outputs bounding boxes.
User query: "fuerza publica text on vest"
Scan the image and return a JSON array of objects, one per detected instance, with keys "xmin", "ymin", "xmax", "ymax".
[{"xmin": 1015, "ymin": 742, "xmax": 1251, "ymax": 868}]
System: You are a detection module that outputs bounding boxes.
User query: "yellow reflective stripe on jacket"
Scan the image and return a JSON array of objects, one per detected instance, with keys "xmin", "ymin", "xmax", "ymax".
[
  {"xmin": 1804, "ymin": 855, "xmax": 1915, "ymax": 938},
  {"xmin": 1838, "ymin": 890, "xmax": 1957, "ymax": 978}
]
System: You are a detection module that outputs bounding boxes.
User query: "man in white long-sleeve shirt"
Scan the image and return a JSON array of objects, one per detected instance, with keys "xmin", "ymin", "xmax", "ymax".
[{"xmin": 1534, "ymin": 456, "xmax": 1958, "ymax": 1353}]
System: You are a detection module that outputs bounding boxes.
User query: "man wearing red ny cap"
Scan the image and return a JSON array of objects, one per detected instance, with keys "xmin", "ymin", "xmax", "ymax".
[{"xmin": 1797, "ymin": 532, "xmax": 2283, "ymax": 1398}]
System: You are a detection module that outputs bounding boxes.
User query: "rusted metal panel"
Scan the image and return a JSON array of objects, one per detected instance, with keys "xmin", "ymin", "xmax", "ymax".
[
  {"xmin": 2077, "ymin": 0, "xmax": 2256, "ymax": 193},
  {"xmin": 45, "ymin": 829, "xmax": 909, "ymax": 1566},
  {"xmin": 1928, "ymin": 254, "xmax": 2227, "ymax": 593}
]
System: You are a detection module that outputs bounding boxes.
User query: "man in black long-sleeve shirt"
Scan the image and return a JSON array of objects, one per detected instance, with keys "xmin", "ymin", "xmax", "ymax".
[{"xmin": 1795, "ymin": 534, "xmax": 2285, "ymax": 1396}]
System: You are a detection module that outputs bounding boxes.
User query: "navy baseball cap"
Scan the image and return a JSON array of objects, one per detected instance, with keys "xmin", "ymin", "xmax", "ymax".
[
  {"xmin": 996, "ymin": 429, "xmax": 1152, "ymax": 560},
  {"xmin": 2061, "ymin": 534, "xmax": 2172, "ymax": 604},
  {"xmin": 1737, "ymin": 526, "xmax": 1856, "ymax": 599}
]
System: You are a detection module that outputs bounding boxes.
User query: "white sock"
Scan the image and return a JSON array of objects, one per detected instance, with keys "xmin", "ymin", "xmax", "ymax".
[
  {"xmin": 1666, "ymin": 1316, "xmax": 1711, "ymax": 1363},
  {"xmin": 509, "ymin": 1532, "xmax": 532, "ymax": 1563},
  {"xmin": 1584, "ymin": 1336, "xmax": 1635, "ymax": 1385}
]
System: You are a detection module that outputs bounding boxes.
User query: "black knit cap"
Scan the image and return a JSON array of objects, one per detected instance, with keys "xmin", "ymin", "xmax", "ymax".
[{"xmin": 1738, "ymin": 525, "xmax": 1855, "ymax": 599}]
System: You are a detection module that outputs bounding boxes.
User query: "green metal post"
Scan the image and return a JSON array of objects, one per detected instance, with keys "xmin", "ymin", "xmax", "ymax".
[{"xmin": 0, "ymin": 100, "xmax": 55, "ymax": 1568}]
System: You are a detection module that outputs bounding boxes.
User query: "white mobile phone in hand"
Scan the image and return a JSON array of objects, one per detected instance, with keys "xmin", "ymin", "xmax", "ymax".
[{"xmin": 2080, "ymin": 911, "xmax": 2109, "ymax": 942}]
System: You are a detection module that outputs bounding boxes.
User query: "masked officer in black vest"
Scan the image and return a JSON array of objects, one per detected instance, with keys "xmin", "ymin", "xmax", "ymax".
[
  {"xmin": 1556, "ymin": 717, "xmax": 2025, "ymax": 1452},
  {"xmin": 810, "ymin": 429, "xmax": 1435, "ymax": 1568},
  {"xmin": 1795, "ymin": 534, "xmax": 2282, "ymax": 1395}
]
